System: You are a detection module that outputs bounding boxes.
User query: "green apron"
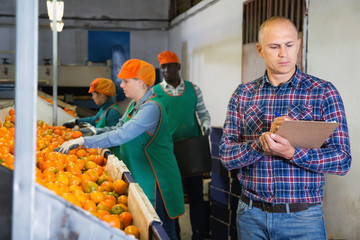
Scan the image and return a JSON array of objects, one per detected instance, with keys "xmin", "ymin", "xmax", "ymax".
[
  {"xmin": 95, "ymin": 103, "xmax": 122, "ymax": 157},
  {"xmin": 153, "ymin": 80, "xmax": 201, "ymax": 141},
  {"xmin": 119, "ymin": 97, "xmax": 184, "ymax": 218}
]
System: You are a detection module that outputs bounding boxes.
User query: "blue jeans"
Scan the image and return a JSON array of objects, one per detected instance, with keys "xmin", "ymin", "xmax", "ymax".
[
  {"xmin": 155, "ymin": 186, "xmax": 177, "ymax": 240},
  {"xmin": 236, "ymin": 198, "xmax": 327, "ymax": 240}
]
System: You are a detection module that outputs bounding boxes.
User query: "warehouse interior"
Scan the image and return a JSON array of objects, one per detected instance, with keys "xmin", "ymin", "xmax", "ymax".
[{"xmin": 1, "ymin": 0, "xmax": 360, "ymax": 239}]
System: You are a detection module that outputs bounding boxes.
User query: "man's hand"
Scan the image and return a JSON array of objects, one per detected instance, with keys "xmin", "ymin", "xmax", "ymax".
[
  {"xmin": 202, "ymin": 122, "xmax": 212, "ymax": 135},
  {"xmin": 54, "ymin": 137, "xmax": 84, "ymax": 154},
  {"xmin": 260, "ymin": 132, "xmax": 295, "ymax": 159},
  {"xmin": 270, "ymin": 116, "xmax": 293, "ymax": 133},
  {"xmin": 79, "ymin": 126, "xmax": 97, "ymax": 136}
]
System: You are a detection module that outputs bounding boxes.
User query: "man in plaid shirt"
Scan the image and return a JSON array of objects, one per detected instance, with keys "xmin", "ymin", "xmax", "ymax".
[{"xmin": 220, "ymin": 16, "xmax": 351, "ymax": 239}]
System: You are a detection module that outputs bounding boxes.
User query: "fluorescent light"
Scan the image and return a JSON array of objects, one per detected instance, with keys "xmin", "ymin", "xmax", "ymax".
[
  {"xmin": 50, "ymin": 21, "xmax": 64, "ymax": 32},
  {"xmin": 47, "ymin": 0, "xmax": 64, "ymax": 21}
]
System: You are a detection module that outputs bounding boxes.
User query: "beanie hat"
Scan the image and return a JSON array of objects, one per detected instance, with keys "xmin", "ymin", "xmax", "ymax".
[
  {"xmin": 88, "ymin": 78, "xmax": 116, "ymax": 96},
  {"xmin": 158, "ymin": 51, "xmax": 180, "ymax": 66},
  {"xmin": 117, "ymin": 59, "xmax": 155, "ymax": 87}
]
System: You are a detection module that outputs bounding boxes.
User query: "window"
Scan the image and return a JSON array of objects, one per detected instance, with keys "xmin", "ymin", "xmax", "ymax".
[{"xmin": 243, "ymin": 0, "xmax": 306, "ymax": 44}]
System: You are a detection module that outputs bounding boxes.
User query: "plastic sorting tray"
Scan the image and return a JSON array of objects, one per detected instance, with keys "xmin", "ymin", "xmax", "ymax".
[{"xmin": 0, "ymin": 151, "xmax": 169, "ymax": 240}]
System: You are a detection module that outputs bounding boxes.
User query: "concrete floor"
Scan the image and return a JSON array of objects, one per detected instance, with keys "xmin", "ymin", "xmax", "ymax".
[{"xmin": 179, "ymin": 204, "xmax": 192, "ymax": 239}]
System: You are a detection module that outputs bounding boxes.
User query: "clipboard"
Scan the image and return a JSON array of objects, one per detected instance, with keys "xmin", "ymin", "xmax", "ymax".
[{"xmin": 274, "ymin": 120, "xmax": 339, "ymax": 149}]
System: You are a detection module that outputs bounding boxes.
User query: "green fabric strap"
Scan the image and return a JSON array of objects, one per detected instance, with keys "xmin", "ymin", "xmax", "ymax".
[
  {"xmin": 118, "ymin": 97, "xmax": 184, "ymax": 218},
  {"xmin": 95, "ymin": 104, "xmax": 122, "ymax": 157},
  {"xmin": 153, "ymin": 80, "xmax": 201, "ymax": 141}
]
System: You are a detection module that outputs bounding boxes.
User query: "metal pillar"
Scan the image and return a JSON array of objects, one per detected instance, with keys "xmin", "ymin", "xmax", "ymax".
[
  {"xmin": 12, "ymin": 0, "xmax": 38, "ymax": 239},
  {"xmin": 52, "ymin": 0, "xmax": 58, "ymax": 126}
]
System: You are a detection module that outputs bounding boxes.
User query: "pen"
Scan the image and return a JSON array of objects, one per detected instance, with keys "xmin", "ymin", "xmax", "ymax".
[{"xmin": 274, "ymin": 112, "xmax": 281, "ymax": 117}]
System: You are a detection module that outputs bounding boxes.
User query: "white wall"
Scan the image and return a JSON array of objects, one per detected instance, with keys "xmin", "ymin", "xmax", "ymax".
[
  {"xmin": 307, "ymin": 0, "xmax": 360, "ymax": 239},
  {"xmin": 168, "ymin": 0, "xmax": 243, "ymax": 127}
]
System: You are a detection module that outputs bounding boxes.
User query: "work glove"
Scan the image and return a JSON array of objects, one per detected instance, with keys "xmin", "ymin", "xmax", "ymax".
[
  {"xmin": 78, "ymin": 122, "xmax": 93, "ymax": 129},
  {"xmin": 79, "ymin": 126, "xmax": 97, "ymax": 136},
  {"xmin": 54, "ymin": 137, "xmax": 84, "ymax": 154},
  {"xmin": 202, "ymin": 122, "xmax": 212, "ymax": 136},
  {"xmin": 62, "ymin": 119, "xmax": 77, "ymax": 128}
]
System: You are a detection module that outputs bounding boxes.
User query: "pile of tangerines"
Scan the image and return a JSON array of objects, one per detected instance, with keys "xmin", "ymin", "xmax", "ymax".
[
  {"xmin": 39, "ymin": 96, "xmax": 76, "ymax": 116},
  {"xmin": 0, "ymin": 109, "xmax": 139, "ymax": 239}
]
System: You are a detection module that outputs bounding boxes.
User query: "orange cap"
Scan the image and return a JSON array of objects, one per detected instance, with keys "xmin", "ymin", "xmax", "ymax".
[
  {"xmin": 88, "ymin": 78, "xmax": 116, "ymax": 96},
  {"xmin": 117, "ymin": 59, "xmax": 155, "ymax": 87},
  {"xmin": 158, "ymin": 51, "xmax": 180, "ymax": 66}
]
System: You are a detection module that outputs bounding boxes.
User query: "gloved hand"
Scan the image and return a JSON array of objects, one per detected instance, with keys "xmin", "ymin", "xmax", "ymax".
[
  {"xmin": 202, "ymin": 122, "xmax": 212, "ymax": 136},
  {"xmin": 62, "ymin": 119, "xmax": 77, "ymax": 128},
  {"xmin": 54, "ymin": 137, "xmax": 84, "ymax": 154},
  {"xmin": 78, "ymin": 122, "xmax": 93, "ymax": 129},
  {"xmin": 79, "ymin": 126, "xmax": 97, "ymax": 136}
]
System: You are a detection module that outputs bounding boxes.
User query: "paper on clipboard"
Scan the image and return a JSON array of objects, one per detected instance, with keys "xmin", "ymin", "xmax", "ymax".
[{"xmin": 274, "ymin": 120, "xmax": 339, "ymax": 149}]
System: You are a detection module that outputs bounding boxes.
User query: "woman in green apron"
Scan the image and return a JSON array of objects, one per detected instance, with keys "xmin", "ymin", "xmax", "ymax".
[
  {"xmin": 56, "ymin": 59, "xmax": 184, "ymax": 240},
  {"xmin": 62, "ymin": 78, "xmax": 122, "ymax": 129}
]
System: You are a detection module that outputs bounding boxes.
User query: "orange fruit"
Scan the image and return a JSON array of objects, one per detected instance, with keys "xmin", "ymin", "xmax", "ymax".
[
  {"xmin": 98, "ymin": 198, "xmax": 116, "ymax": 210},
  {"xmin": 84, "ymin": 160, "xmax": 97, "ymax": 170},
  {"xmin": 98, "ymin": 181, "xmax": 114, "ymax": 192},
  {"xmin": 8, "ymin": 109, "xmax": 15, "ymax": 116},
  {"xmin": 117, "ymin": 203, "xmax": 128, "ymax": 212},
  {"xmin": 89, "ymin": 154, "xmax": 104, "ymax": 166},
  {"xmin": 124, "ymin": 225, "xmax": 140, "ymax": 239},
  {"xmin": 96, "ymin": 204, "xmax": 110, "ymax": 212},
  {"xmin": 62, "ymin": 192, "xmax": 81, "ymax": 208},
  {"xmin": 82, "ymin": 199, "xmax": 97, "ymax": 212},
  {"xmin": 72, "ymin": 131, "xmax": 83, "ymax": 139},
  {"xmin": 90, "ymin": 191, "xmax": 105, "ymax": 204},
  {"xmin": 68, "ymin": 149, "xmax": 77, "ymax": 155},
  {"xmin": 117, "ymin": 195, "xmax": 128, "ymax": 206},
  {"xmin": 109, "ymin": 204, "xmax": 126, "ymax": 215},
  {"xmin": 96, "ymin": 209, "xmax": 110, "ymax": 218},
  {"xmin": 113, "ymin": 179, "xmax": 128, "ymax": 195},
  {"xmin": 101, "ymin": 214, "xmax": 121, "ymax": 229},
  {"xmin": 88, "ymin": 148, "xmax": 99, "ymax": 155},
  {"xmin": 66, "ymin": 164, "xmax": 82, "ymax": 176},
  {"xmin": 68, "ymin": 175, "xmax": 81, "ymax": 186},
  {"xmin": 119, "ymin": 212, "xmax": 133, "ymax": 228},
  {"xmin": 55, "ymin": 173, "xmax": 70, "ymax": 186},
  {"xmin": 76, "ymin": 149, "xmax": 88, "ymax": 158},
  {"xmin": 73, "ymin": 190, "xmax": 89, "ymax": 204},
  {"xmin": 68, "ymin": 185, "xmax": 82, "ymax": 193},
  {"xmin": 75, "ymin": 159, "xmax": 85, "ymax": 170},
  {"xmin": 84, "ymin": 169, "xmax": 99, "ymax": 182},
  {"xmin": 82, "ymin": 181, "xmax": 99, "ymax": 193}
]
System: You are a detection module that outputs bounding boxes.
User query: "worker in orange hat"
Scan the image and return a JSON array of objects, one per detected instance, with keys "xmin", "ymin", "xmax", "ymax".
[
  {"xmin": 56, "ymin": 59, "xmax": 184, "ymax": 240},
  {"xmin": 154, "ymin": 50, "xmax": 211, "ymax": 240},
  {"xmin": 62, "ymin": 78, "xmax": 122, "ymax": 129}
]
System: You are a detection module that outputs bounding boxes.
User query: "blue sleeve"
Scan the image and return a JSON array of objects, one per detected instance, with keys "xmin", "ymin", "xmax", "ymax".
[{"xmin": 83, "ymin": 101, "xmax": 160, "ymax": 149}]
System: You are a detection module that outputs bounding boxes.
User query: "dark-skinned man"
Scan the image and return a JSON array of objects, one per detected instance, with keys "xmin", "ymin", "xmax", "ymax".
[{"xmin": 153, "ymin": 51, "xmax": 211, "ymax": 240}]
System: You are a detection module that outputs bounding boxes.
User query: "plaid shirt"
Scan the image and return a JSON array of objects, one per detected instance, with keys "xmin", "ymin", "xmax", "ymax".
[{"xmin": 219, "ymin": 67, "xmax": 351, "ymax": 204}]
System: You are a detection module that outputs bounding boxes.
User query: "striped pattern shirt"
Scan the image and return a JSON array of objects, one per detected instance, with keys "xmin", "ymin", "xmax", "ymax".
[
  {"xmin": 219, "ymin": 67, "xmax": 351, "ymax": 204},
  {"xmin": 159, "ymin": 79, "xmax": 211, "ymax": 127}
]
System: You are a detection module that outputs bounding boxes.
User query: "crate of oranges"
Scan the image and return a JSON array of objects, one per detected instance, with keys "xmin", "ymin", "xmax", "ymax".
[{"xmin": 0, "ymin": 108, "xmax": 167, "ymax": 240}]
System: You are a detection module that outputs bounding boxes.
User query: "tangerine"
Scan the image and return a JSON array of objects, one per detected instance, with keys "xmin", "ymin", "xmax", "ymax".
[
  {"xmin": 100, "ymin": 214, "xmax": 121, "ymax": 229},
  {"xmin": 119, "ymin": 212, "xmax": 133, "ymax": 228},
  {"xmin": 113, "ymin": 179, "xmax": 128, "ymax": 195},
  {"xmin": 117, "ymin": 195, "xmax": 128, "ymax": 206},
  {"xmin": 124, "ymin": 225, "xmax": 140, "ymax": 239},
  {"xmin": 90, "ymin": 191, "xmax": 105, "ymax": 204},
  {"xmin": 72, "ymin": 131, "xmax": 83, "ymax": 139}
]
